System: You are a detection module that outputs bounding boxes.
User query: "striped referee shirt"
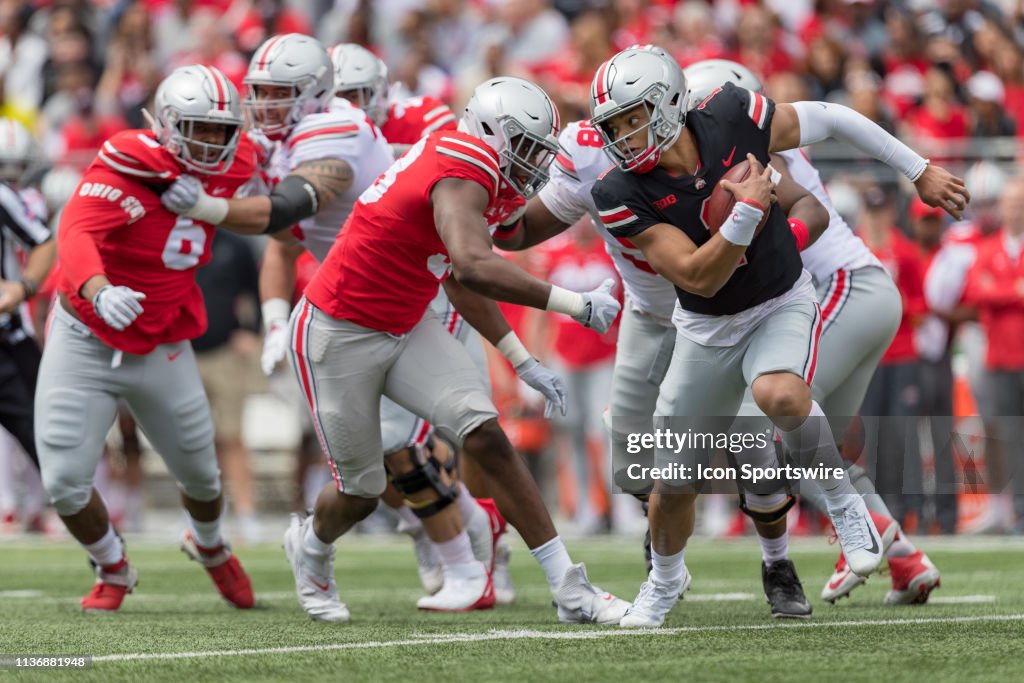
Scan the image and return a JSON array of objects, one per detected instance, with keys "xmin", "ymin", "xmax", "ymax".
[{"xmin": 0, "ymin": 181, "xmax": 50, "ymax": 331}]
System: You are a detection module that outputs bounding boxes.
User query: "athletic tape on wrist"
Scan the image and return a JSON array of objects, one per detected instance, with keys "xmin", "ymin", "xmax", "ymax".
[{"xmin": 719, "ymin": 200, "xmax": 764, "ymax": 247}]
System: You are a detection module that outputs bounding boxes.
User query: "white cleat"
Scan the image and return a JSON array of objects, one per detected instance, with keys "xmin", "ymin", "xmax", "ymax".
[
  {"xmin": 463, "ymin": 502, "xmax": 496, "ymax": 571},
  {"xmin": 416, "ymin": 561, "xmax": 495, "ymax": 612},
  {"xmin": 553, "ymin": 563, "xmax": 630, "ymax": 625},
  {"xmin": 282, "ymin": 514, "xmax": 350, "ymax": 623},
  {"xmin": 398, "ymin": 518, "xmax": 443, "ymax": 595},
  {"xmin": 492, "ymin": 536, "xmax": 517, "ymax": 605},
  {"xmin": 827, "ymin": 497, "xmax": 883, "ymax": 578},
  {"xmin": 619, "ymin": 569, "xmax": 692, "ymax": 628}
]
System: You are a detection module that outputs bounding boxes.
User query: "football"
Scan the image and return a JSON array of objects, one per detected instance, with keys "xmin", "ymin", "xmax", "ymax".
[{"xmin": 705, "ymin": 159, "xmax": 770, "ymax": 235}]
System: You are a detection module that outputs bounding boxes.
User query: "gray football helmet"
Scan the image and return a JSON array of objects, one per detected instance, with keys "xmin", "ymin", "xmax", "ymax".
[
  {"xmin": 460, "ymin": 77, "xmax": 561, "ymax": 199},
  {"xmin": 329, "ymin": 43, "xmax": 389, "ymax": 126},
  {"xmin": 151, "ymin": 64, "xmax": 243, "ymax": 174},
  {"xmin": 683, "ymin": 59, "xmax": 763, "ymax": 106},
  {"xmin": 243, "ymin": 33, "xmax": 334, "ymax": 140},
  {"xmin": 589, "ymin": 45, "xmax": 688, "ymax": 173}
]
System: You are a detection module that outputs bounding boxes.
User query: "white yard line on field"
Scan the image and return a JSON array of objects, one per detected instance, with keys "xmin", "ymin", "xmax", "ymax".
[{"xmin": 90, "ymin": 613, "xmax": 1024, "ymax": 664}]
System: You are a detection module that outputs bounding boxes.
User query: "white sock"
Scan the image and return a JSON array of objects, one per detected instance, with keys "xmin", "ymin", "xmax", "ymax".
[
  {"xmin": 83, "ymin": 524, "xmax": 123, "ymax": 568},
  {"xmin": 456, "ymin": 483, "xmax": 486, "ymax": 527},
  {"xmin": 303, "ymin": 518, "xmax": 333, "ymax": 556},
  {"xmin": 886, "ymin": 530, "xmax": 917, "ymax": 558},
  {"xmin": 778, "ymin": 401, "xmax": 857, "ymax": 511},
  {"xmin": 651, "ymin": 549, "xmax": 686, "ymax": 586},
  {"xmin": 530, "ymin": 536, "xmax": 573, "ymax": 591},
  {"xmin": 188, "ymin": 515, "xmax": 223, "ymax": 549},
  {"xmin": 433, "ymin": 532, "xmax": 476, "ymax": 567},
  {"xmin": 396, "ymin": 505, "xmax": 422, "ymax": 532},
  {"xmin": 759, "ymin": 531, "xmax": 789, "ymax": 566}
]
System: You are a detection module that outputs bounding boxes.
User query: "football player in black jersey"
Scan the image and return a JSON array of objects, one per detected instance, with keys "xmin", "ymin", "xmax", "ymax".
[{"xmin": 587, "ymin": 46, "xmax": 968, "ymax": 628}]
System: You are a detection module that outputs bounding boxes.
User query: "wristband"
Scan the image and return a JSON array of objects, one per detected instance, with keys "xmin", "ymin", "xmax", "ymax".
[
  {"xmin": 546, "ymin": 285, "xmax": 585, "ymax": 317},
  {"xmin": 788, "ymin": 218, "xmax": 810, "ymax": 251},
  {"xmin": 496, "ymin": 331, "xmax": 532, "ymax": 368},
  {"xmin": 261, "ymin": 298, "xmax": 292, "ymax": 328},
  {"xmin": 188, "ymin": 193, "xmax": 229, "ymax": 225},
  {"xmin": 719, "ymin": 200, "xmax": 764, "ymax": 247}
]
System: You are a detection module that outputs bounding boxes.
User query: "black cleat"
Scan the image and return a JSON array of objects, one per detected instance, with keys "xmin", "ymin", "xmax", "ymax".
[{"xmin": 762, "ymin": 559, "xmax": 812, "ymax": 619}]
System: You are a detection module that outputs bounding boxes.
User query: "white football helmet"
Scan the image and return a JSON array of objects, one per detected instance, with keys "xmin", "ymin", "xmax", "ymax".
[
  {"xmin": 329, "ymin": 43, "xmax": 389, "ymax": 126},
  {"xmin": 150, "ymin": 65, "xmax": 243, "ymax": 175},
  {"xmin": 459, "ymin": 77, "xmax": 561, "ymax": 199},
  {"xmin": 683, "ymin": 59, "xmax": 763, "ymax": 106},
  {"xmin": 0, "ymin": 118, "xmax": 34, "ymax": 183},
  {"xmin": 589, "ymin": 45, "xmax": 688, "ymax": 174},
  {"xmin": 964, "ymin": 160, "xmax": 1007, "ymax": 205},
  {"xmin": 244, "ymin": 33, "xmax": 334, "ymax": 141}
]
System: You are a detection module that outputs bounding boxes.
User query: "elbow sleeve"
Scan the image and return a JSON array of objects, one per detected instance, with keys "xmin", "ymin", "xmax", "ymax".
[{"xmin": 267, "ymin": 175, "xmax": 320, "ymax": 233}]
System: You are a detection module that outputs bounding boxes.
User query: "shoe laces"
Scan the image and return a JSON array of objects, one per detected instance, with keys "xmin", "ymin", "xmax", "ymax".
[{"xmin": 833, "ymin": 507, "xmax": 870, "ymax": 551}]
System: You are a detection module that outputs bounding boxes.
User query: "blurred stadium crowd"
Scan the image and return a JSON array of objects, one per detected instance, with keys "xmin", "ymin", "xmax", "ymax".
[{"xmin": 2, "ymin": 0, "xmax": 1024, "ymax": 542}]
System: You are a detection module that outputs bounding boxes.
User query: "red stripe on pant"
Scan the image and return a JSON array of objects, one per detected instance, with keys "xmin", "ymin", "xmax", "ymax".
[
  {"xmin": 821, "ymin": 269, "xmax": 848, "ymax": 324},
  {"xmin": 804, "ymin": 304, "xmax": 823, "ymax": 385},
  {"xmin": 293, "ymin": 300, "xmax": 344, "ymax": 490}
]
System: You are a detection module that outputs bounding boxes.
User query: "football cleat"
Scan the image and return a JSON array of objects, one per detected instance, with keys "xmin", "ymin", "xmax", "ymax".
[
  {"xmin": 416, "ymin": 561, "xmax": 495, "ymax": 612},
  {"xmin": 762, "ymin": 560, "xmax": 812, "ymax": 619},
  {"xmin": 180, "ymin": 532, "xmax": 255, "ymax": 609},
  {"xmin": 282, "ymin": 514, "xmax": 350, "ymax": 622},
  {"xmin": 398, "ymin": 518, "xmax": 443, "ymax": 595},
  {"xmin": 81, "ymin": 558, "xmax": 138, "ymax": 613},
  {"xmin": 492, "ymin": 535, "xmax": 517, "ymax": 605},
  {"xmin": 885, "ymin": 551, "xmax": 940, "ymax": 605},
  {"xmin": 463, "ymin": 502, "xmax": 495, "ymax": 571},
  {"xmin": 826, "ymin": 496, "xmax": 882, "ymax": 577},
  {"xmin": 821, "ymin": 511, "xmax": 899, "ymax": 603},
  {"xmin": 619, "ymin": 568, "xmax": 692, "ymax": 628},
  {"xmin": 554, "ymin": 563, "xmax": 631, "ymax": 625}
]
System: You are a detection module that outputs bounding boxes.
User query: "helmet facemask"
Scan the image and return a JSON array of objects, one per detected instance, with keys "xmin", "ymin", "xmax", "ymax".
[
  {"xmin": 592, "ymin": 83, "xmax": 685, "ymax": 174},
  {"xmin": 168, "ymin": 115, "xmax": 241, "ymax": 174},
  {"xmin": 498, "ymin": 117, "xmax": 560, "ymax": 199},
  {"xmin": 336, "ymin": 82, "xmax": 388, "ymax": 125}
]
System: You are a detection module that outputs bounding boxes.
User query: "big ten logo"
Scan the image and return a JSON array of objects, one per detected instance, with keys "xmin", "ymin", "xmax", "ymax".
[{"xmin": 78, "ymin": 182, "xmax": 146, "ymax": 224}]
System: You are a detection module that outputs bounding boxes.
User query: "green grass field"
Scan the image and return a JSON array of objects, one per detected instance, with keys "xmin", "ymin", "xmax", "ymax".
[{"xmin": 2, "ymin": 534, "xmax": 1023, "ymax": 682}]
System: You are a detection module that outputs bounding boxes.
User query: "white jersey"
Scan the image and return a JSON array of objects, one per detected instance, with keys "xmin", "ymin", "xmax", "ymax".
[
  {"xmin": 267, "ymin": 98, "xmax": 394, "ymax": 262},
  {"xmin": 781, "ymin": 148, "xmax": 881, "ymax": 284},
  {"xmin": 538, "ymin": 120, "xmax": 678, "ymax": 322}
]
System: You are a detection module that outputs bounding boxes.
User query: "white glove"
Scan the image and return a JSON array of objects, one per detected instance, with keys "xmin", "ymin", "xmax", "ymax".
[
  {"xmin": 92, "ymin": 285, "xmax": 146, "ymax": 331},
  {"xmin": 161, "ymin": 176, "xmax": 228, "ymax": 224},
  {"xmin": 515, "ymin": 358, "xmax": 568, "ymax": 418},
  {"xmin": 573, "ymin": 278, "xmax": 620, "ymax": 334},
  {"xmin": 261, "ymin": 319, "xmax": 290, "ymax": 376}
]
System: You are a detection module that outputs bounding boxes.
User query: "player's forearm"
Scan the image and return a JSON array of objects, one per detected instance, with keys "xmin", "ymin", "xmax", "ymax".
[
  {"xmin": 442, "ymin": 277, "xmax": 513, "ymax": 346},
  {"xmin": 672, "ymin": 237, "xmax": 747, "ymax": 298},
  {"xmin": 80, "ymin": 274, "xmax": 112, "ymax": 301},
  {"xmin": 220, "ymin": 196, "xmax": 275, "ymax": 234},
  {"xmin": 21, "ymin": 239, "xmax": 56, "ymax": 292},
  {"xmin": 785, "ymin": 102, "xmax": 928, "ymax": 182},
  {"xmin": 493, "ymin": 200, "xmax": 573, "ymax": 252},
  {"xmin": 259, "ymin": 244, "xmax": 300, "ymax": 309},
  {"xmin": 450, "ymin": 249, "xmax": 552, "ymax": 309}
]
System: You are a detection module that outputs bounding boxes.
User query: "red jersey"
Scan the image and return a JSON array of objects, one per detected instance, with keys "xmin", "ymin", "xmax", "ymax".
[
  {"xmin": 539, "ymin": 234, "xmax": 620, "ymax": 369},
  {"xmin": 380, "ymin": 96, "xmax": 457, "ymax": 146},
  {"xmin": 860, "ymin": 227, "xmax": 926, "ymax": 364},
  {"xmin": 305, "ymin": 130, "xmax": 511, "ymax": 334},
  {"xmin": 58, "ymin": 130, "xmax": 257, "ymax": 354},
  {"xmin": 964, "ymin": 233, "xmax": 1024, "ymax": 370}
]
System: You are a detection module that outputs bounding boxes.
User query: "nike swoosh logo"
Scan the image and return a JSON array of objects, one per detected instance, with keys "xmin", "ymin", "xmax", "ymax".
[
  {"xmin": 166, "ymin": 350, "xmax": 183, "ymax": 361},
  {"xmin": 311, "ymin": 578, "xmax": 330, "ymax": 592},
  {"xmin": 865, "ymin": 531, "xmax": 879, "ymax": 555},
  {"xmin": 827, "ymin": 574, "xmax": 849, "ymax": 591},
  {"xmin": 722, "ymin": 147, "xmax": 737, "ymax": 167}
]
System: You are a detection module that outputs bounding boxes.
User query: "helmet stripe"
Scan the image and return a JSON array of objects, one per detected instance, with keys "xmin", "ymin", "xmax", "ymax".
[
  {"xmin": 198, "ymin": 65, "xmax": 226, "ymax": 111},
  {"xmin": 593, "ymin": 60, "xmax": 610, "ymax": 105},
  {"xmin": 257, "ymin": 34, "xmax": 286, "ymax": 70}
]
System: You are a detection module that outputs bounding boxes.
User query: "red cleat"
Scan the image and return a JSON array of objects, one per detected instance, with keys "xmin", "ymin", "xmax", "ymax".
[
  {"xmin": 180, "ymin": 533, "xmax": 255, "ymax": 609},
  {"xmin": 821, "ymin": 510, "xmax": 900, "ymax": 603},
  {"xmin": 81, "ymin": 558, "xmax": 138, "ymax": 613},
  {"xmin": 885, "ymin": 550, "xmax": 940, "ymax": 605}
]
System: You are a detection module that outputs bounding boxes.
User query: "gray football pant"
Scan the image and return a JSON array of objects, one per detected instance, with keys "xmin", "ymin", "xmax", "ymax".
[{"xmin": 36, "ymin": 305, "xmax": 220, "ymax": 516}]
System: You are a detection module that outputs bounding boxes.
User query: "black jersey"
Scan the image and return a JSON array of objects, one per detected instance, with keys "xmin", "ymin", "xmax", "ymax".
[{"xmin": 591, "ymin": 82, "xmax": 802, "ymax": 316}]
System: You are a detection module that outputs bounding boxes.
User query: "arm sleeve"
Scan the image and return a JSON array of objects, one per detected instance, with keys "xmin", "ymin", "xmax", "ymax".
[
  {"xmin": 57, "ymin": 185, "xmax": 127, "ymax": 296},
  {"xmin": 590, "ymin": 178, "xmax": 661, "ymax": 238},
  {"xmin": 791, "ymin": 101, "xmax": 928, "ymax": 181}
]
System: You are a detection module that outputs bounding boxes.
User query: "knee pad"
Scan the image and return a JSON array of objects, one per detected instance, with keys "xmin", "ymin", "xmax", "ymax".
[
  {"xmin": 179, "ymin": 475, "xmax": 222, "ymax": 503},
  {"xmin": 174, "ymin": 397, "xmax": 216, "ymax": 453},
  {"xmin": 387, "ymin": 441, "xmax": 458, "ymax": 518},
  {"xmin": 47, "ymin": 479, "xmax": 92, "ymax": 516},
  {"xmin": 739, "ymin": 491, "xmax": 795, "ymax": 524}
]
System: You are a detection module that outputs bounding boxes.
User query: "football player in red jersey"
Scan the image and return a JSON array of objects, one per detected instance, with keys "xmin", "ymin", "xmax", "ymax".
[
  {"xmin": 35, "ymin": 66, "xmax": 268, "ymax": 613},
  {"xmin": 167, "ymin": 75, "xmax": 628, "ymax": 623}
]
